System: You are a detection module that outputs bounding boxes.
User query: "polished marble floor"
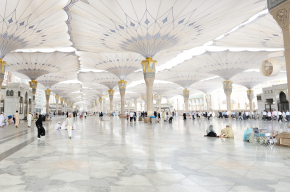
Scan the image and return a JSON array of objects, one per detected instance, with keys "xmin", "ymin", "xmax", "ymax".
[{"xmin": 0, "ymin": 115, "xmax": 290, "ymax": 192}]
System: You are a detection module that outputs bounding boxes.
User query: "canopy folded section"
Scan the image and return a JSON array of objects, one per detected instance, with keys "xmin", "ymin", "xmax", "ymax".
[
  {"xmin": 77, "ymin": 52, "xmax": 143, "ymax": 80},
  {"xmin": 37, "ymin": 72, "xmax": 78, "ymax": 89},
  {"xmin": 215, "ymin": 13, "xmax": 283, "ymax": 48},
  {"xmin": 0, "ymin": 0, "xmax": 71, "ymax": 58},
  {"xmin": 65, "ymin": 0, "xmax": 266, "ymax": 58},
  {"xmin": 4, "ymin": 52, "xmax": 79, "ymax": 80},
  {"xmin": 172, "ymin": 51, "xmax": 270, "ymax": 80},
  {"xmin": 78, "ymin": 72, "xmax": 120, "ymax": 90},
  {"xmin": 156, "ymin": 71, "xmax": 214, "ymax": 89},
  {"xmin": 230, "ymin": 71, "xmax": 286, "ymax": 89}
]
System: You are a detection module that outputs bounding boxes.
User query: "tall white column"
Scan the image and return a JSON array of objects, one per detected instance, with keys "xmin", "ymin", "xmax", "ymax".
[
  {"xmin": 0, "ymin": 60, "xmax": 6, "ymax": 101},
  {"xmin": 118, "ymin": 80, "xmax": 127, "ymax": 118},
  {"xmin": 99, "ymin": 97, "xmax": 103, "ymax": 112},
  {"xmin": 142, "ymin": 57, "xmax": 157, "ymax": 123},
  {"xmin": 269, "ymin": 1, "xmax": 290, "ymax": 110},
  {"xmin": 205, "ymin": 94, "xmax": 211, "ymax": 111},
  {"xmin": 223, "ymin": 80, "xmax": 233, "ymax": 117},
  {"xmin": 134, "ymin": 99, "xmax": 137, "ymax": 112},
  {"xmin": 55, "ymin": 95, "xmax": 59, "ymax": 114},
  {"xmin": 60, "ymin": 98, "xmax": 64, "ymax": 113},
  {"xmin": 45, "ymin": 89, "xmax": 51, "ymax": 114},
  {"xmin": 108, "ymin": 89, "xmax": 114, "ymax": 113},
  {"xmin": 183, "ymin": 89, "xmax": 189, "ymax": 113},
  {"xmin": 28, "ymin": 80, "xmax": 37, "ymax": 113},
  {"xmin": 247, "ymin": 89, "xmax": 254, "ymax": 112}
]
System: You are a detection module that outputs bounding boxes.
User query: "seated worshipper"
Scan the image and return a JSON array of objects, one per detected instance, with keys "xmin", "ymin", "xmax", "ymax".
[
  {"xmin": 61, "ymin": 121, "xmax": 66, "ymax": 130},
  {"xmin": 218, "ymin": 125, "xmax": 234, "ymax": 138},
  {"xmin": 54, "ymin": 122, "xmax": 61, "ymax": 130},
  {"xmin": 205, "ymin": 125, "xmax": 217, "ymax": 137}
]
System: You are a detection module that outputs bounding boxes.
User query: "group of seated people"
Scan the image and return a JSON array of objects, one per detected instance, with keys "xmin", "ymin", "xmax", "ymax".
[{"xmin": 205, "ymin": 125, "xmax": 234, "ymax": 138}]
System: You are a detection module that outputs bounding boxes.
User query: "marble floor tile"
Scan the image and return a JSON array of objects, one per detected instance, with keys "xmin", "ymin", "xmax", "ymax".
[{"xmin": 1, "ymin": 116, "xmax": 290, "ymax": 192}]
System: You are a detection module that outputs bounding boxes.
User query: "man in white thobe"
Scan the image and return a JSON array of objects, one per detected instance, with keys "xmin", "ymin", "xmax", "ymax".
[
  {"xmin": 27, "ymin": 112, "xmax": 32, "ymax": 127},
  {"xmin": 0, "ymin": 112, "xmax": 5, "ymax": 127},
  {"xmin": 66, "ymin": 114, "xmax": 73, "ymax": 139}
]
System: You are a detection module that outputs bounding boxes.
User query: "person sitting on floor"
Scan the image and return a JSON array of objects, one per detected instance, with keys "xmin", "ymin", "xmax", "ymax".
[
  {"xmin": 54, "ymin": 122, "xmax": 61, "ymax": 130},
  {"xmin": 205, "ymin": 125, "xmax": 217, "ymax": 137},
  {"xmin": 218, "ymin": 125, "xmax": 234, "ymax": 138}
]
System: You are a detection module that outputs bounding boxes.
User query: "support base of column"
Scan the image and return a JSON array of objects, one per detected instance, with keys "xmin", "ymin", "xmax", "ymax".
[
  {"xmin": 144, "ymin": 117, "xmax": 151, "ymax": 123},
  {"xmin": 120, "ymin": 114, "xmax": 126, "ymax": 118}
]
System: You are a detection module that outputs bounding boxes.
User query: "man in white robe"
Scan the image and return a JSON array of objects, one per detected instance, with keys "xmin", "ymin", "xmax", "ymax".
[
  {"xmin": 0, "ymin": 112, "xmax": 6, "ymax": 127},
  {"xmin": 54, "ymin": 122, "xmax": 61, "ymax": 130},
  {"xmin": 27, "ymin": 112, "xmax": 32, "ymax": 127}
]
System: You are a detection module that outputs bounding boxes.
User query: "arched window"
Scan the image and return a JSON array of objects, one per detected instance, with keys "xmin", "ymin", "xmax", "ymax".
[
  {"xmin": 6, "ymin": 90, "xmax": 10, "ymax": 96},
  {"xmin": 10, "ymin": 90, "xmax": 14, "ymax": 96},
  {"xmin": 280, "ymin": 92, "xmax": 288, "ymax": 103}
]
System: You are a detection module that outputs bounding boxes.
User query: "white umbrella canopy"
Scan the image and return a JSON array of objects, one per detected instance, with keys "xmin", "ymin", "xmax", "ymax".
[
  {"xmin": 37, "ymin": 72, "xmax": 78, "ymax": 89},
  {"xmin": 215, "ymin": 13, "xmax": 283, "ymax": 48},
  {"xmin": 78, "ymin": 72, "xmax": 120, "ymax": 90},
  {"xmin": 230, "ymin": 71, "xmax": 286, "ymax": 89},
  {"xmin": 51, "ymin": 83, "xmax": 82, "ymax": 96},
  {"xmin": 81, "ymin": 82, "xmax": 112, "ymax": 96},
  {"xmin": 64, "ymin": 0, "xmax": 266, "ymax": 58},
  {"xmin": 172, "ymin": 51, "xmax": 270, "ymax": 80},
  {"xmin": 153, "ymin": 83, "xmax": 181, "ymax": 95},
  {"xmin": 126, "ymin": 84, "xmax": 147, "ymax": 94},
  {"xmin": 156, "ymin": 71, "xmax": 213, "ymax": 89},
  {"xmin": 4, "ymin": 52, "xmax": 79, "ymax": 80},
  {"xmin": 0, "ymin": 0, "xmax": 71, "ymax": 59},
  {"xmin": 190, "ymin": 81, "xmax": 223, "ymax": 95},
  {"xmin": 78, "ymin": 52, "xmax": 143, "ymax": 80}
]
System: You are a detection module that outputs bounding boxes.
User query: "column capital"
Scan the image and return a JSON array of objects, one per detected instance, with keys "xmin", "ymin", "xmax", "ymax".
[
  {"xmin": 141, "ymin": 57, "xmax": 157, "ymax": 73},
  {"xmin": 60, "ymin": 97, "xmax": 64, "ymax": 102},
  {"xmin": 108, "ymin": 89, "xmax": 115, "ymax": 96},
  {"xmin": 0, "ymin": 58, "xmax": 7, "ymax": 74},
  {"xmin": 29, "ymin": 80, "xmax": 38, "ymax": 89},
  {"xmin": 45, "ymin": 89, "xmax": 51, "ymax": 100},
  {"xmin": 118, "ymin": 80, "xmax": 127, "ymax": 89},
  {"xmin": 99, "ymin": 97, "xmax": 102, "ymax": 102},
  {"xmin": 268, "ymin": 0, "xmax": 290, "ymax": 30},
  {"xmin": 247, "ymin": 89, "xmax": 254, "ymax": 100},
  {"xmin": 183, "ymin": 89, "xmax": 190, "ymax": 98},
  {"xmin": 223, "ymin": 80, "xmax": 233, "ymax": 94},
  {"xmin": 55, "ymin": 95, "xmax": 60, "ymax": 101}
]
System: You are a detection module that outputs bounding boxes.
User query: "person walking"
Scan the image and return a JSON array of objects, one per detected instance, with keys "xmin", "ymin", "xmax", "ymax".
[
  {"xmin": 278, "ymin": 111, "xmax": 283, "ymax": 122},
  {"xmin": 35, "ymin": 114, "xmax": 44, "ymax": 139},
  {"xmin": 27, "ymin": 112, "xmax": 32, "ymax": 127},
  {"xmin": 66, "ymin": 113, "xmax": 73, "ymax": 139},
  {"xmin": 84, "ymin": 112, "xmax": 87, "ymax": 119},
  {"xmin": 286, "ymin": 110, "xmax": 290, "ymax": 122},
  {"xmin": 14, "ymin": 111, "xmax": 19, "ymax": 128}
]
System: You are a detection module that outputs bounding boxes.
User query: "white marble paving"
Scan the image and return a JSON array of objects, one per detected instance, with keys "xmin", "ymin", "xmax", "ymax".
[{"xmin": 0, "ymin": 115, "xmax": 290, "ymax": 191}]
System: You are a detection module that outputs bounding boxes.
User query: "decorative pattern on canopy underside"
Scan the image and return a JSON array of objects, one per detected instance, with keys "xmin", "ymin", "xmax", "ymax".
[
  {"xmin": 190, "ymin": 82, "xmax": 223, "ymax": 94},
  {"xmin": 4, "ymin": 52, "xmax": 79, "ymax": 80},
  {"xmin": 156, "ymin": 71, "xmax": 213, "ymax": 89},
  {"xmin": 78, "ymin": 52, "xmax": 143, "ymax": 79},
  {"xmin": 78, "ymin": 72, "xmax": 119, "ymax": 89},
  {"xmin": 230, "ymin": 71, "xmax": 286, "ymax": 89},
  {"xmin": 215, "ymin": 13, "xmax": 283, "ymax": 48},
  {"xmin": 173, "ymin": 51, "xmax": 269, "ymax": 80},
  {"xmin": 65, "ymin": 0, "xmax": 265, "ymax": 57},
  {"xmin": 0, "ymin": 0, "xmax": 71, "ymax": 58},
  {"xmin": 37, "ymin": 72, "xmax": 77, "ymax": 89}
]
